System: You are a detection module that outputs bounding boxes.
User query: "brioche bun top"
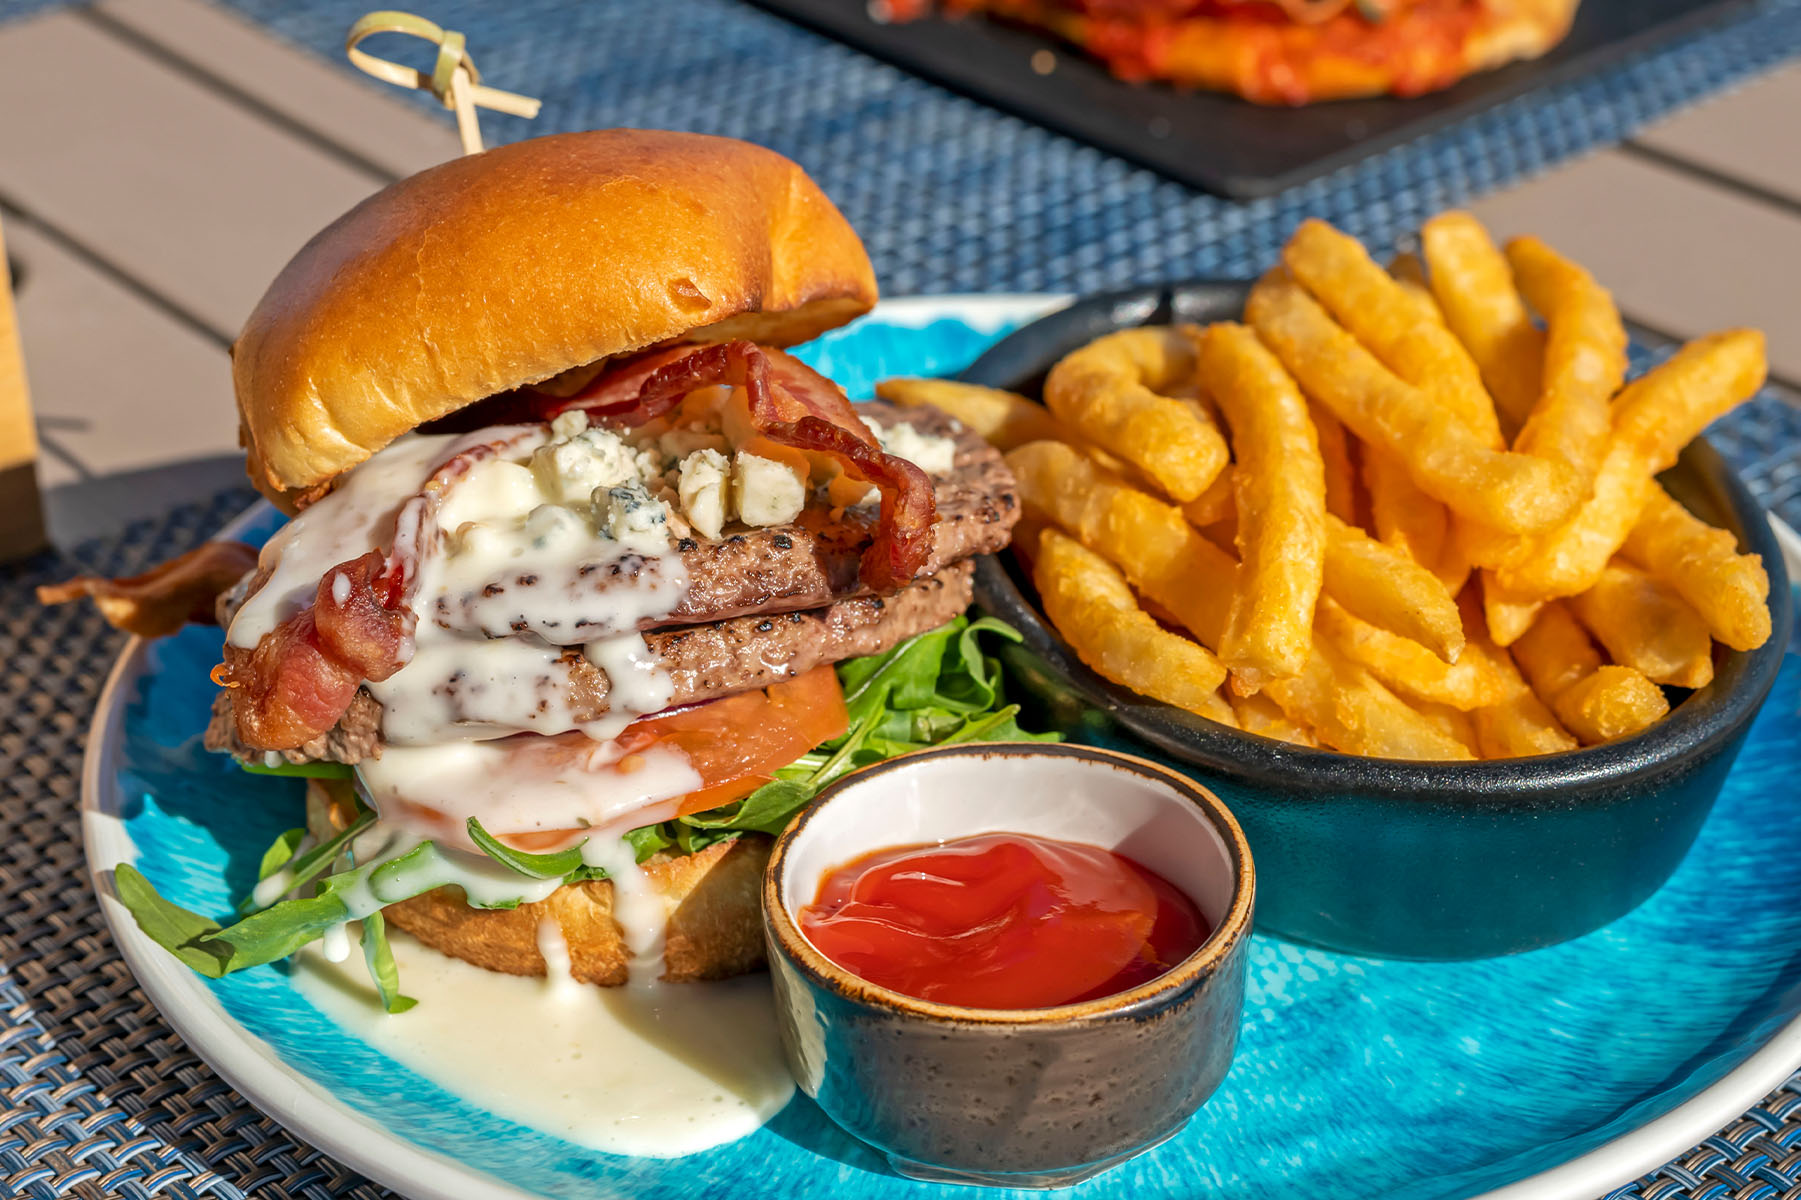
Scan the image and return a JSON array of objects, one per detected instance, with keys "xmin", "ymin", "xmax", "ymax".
[{"xmin": 232, "ymin": 129, "xmax": 877, "ymax": 503}]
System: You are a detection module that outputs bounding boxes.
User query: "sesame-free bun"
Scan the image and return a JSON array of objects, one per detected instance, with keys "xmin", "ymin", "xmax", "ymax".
[
  {"xmin": 234, "ymin": 129, "xmax": 877, "ymax": 504},
  {"xmin": 306, "ymin": 781, "xmax": 770, "ymax": 985}
]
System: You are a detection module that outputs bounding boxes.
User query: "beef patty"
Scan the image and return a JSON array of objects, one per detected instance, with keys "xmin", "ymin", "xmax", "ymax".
[
  {"xmin": 417, "ymin": 401, "xmax": 1014, "ymax": 641},
  {"xmin": 207, "ymin": 559, "xmax": 975, "ymax": 765}
]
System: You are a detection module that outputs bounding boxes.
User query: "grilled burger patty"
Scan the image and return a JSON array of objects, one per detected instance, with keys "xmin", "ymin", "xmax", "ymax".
[{"xmin": 207, "ymin": 559, "xmax": 977, "ymax": 765}]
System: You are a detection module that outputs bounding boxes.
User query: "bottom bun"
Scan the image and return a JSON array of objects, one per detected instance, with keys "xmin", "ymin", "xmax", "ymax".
[{"xmin": 306, "ymin": 780, "xmax": 770, "ymax": 986}]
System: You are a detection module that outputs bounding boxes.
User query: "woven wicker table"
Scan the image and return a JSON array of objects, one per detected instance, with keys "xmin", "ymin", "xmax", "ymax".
[{"xmin": 3, "ymin": 0, "xmax": 1801, "ymax": 1196}]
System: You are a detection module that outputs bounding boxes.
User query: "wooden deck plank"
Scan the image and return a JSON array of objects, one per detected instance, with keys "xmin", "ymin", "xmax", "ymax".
[
  {"xmin": 0, "ymin": 10, "xmax": 384, "ymax": 339},
  {"xmin": 5, "ymin": 213, "xmax": 237, "ymax": 492},
  {"xmin": 90, "ymin": 0, "xmax": 459, "ymax": 182},
  {"xmin": 1470, "ymin": 149, "xmax": 1801, "ymax": 386},
  {"xmin": 1631, "ymin": 62, "xmax": 1801, "ymax": 209}
]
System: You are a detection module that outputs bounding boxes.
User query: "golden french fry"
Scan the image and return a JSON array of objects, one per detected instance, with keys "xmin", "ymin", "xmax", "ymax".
[
  {"xmin": 1420, "ymin": 212, "xmax": 1544, "ymax": 437},
  {"xmin": 1315, "ymin": 595, "xmax": 1509, "ymax": 710},
  {"xmin": 1623, "ymin": 483, "xmax": 1771, "ymax": 651},
  {"xmin": 1475, "ymin": 676, "xmax": 1577, "ymax": 758},
  {"xmin": 1198, "ymin": 513, "xmax": 1239, "ymax": 555},
  {"xmin": 1007, "ymin": 440, "xmax": 1235, "ymax": 648},
  {"xmin": 1247, "ymin": 271, "xmax": 1578, "ymax": 532},
  {"xmin": 1312, "ymin": 401, "xmax": 1360, "ymax": 525},
  {"xmin": 1322, "ymin": 514, "xmax": 1464, "ymax": 663},
  {"xmin": 1197, "ymin": 322, "xmax": 1326, "ymax": 692},
  {"xmin": 1263, "ymin": 639, "xmax": 1474, "ymax": 760},
  {"xmin": 873, "ymin": 377, "xmax": 1061, "ymax": 450},
  {"xmin": 1413, "ymin": 699, "xmax": 1481, "ymax": 756},
  {"xmin": 1511, "ymin": 601, "xmax": 1669, "ymax": 744},
  {"xmin": 1043, "ymin": 326, "xmax": 1229, "ymax": 502},
  {"xmin": 1455, "ymin": 588, "xmax": 1578, "ymax": 757},
  {"xmin": 1363, "ymin": 444, "xmax": 1456, "ymax": 583},
  {"xmin": 1570, "ymin": 560, "xmax": 1714, "ymax": 689},
  {"xmin": 1388, "ymin": 251, "xmax": 1434, "ymax": 310},
  {"xmin": 1497, "ymin": 329, "xmax": 1768, "ymax": 598},
  {"xmin": 1228, "ymin": 688, "xmax": 1317, "ymax": 747},
  {"xmin": 1033, "ymin": 528, "xmax": 1230, "ymax": 714},
  {"xmin": 1181, "ymin": 464, "xmax": 1236, "ymax": 527},
  {"xmin": 1481, "ymin": 571, "xmax": 1543, "ymax": 647},
  {"xmin": 1506, "ymin": 235, "xmax": 1627, "ymax": 494},
  {"xmin": 1284, "ymin": 219, "xmax": 1502, "ymax": 449}
]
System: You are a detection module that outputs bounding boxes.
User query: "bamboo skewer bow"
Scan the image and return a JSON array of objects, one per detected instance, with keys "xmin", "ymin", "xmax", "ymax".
[{"xmin": 346, "ymin": 11, "xmax": 541, "ymax": 155}]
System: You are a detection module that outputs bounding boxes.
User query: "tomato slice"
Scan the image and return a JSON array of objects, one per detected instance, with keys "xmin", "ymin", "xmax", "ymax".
[{"xmin": 627, "ymin": 664, "xmax": 848, "ymax": 816}]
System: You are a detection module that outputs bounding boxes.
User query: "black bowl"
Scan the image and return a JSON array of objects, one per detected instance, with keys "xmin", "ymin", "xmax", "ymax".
[{"xmin": 965, "ymin": 281, "xmax": 1793, "ymax": 960}]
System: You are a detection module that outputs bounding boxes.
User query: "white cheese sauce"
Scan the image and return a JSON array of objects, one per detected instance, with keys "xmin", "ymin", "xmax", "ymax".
[
  {"xmin": 293, "ymin": 930, "xmax": 795, "ymax": 1158},
  {"xmin": 356, "ymin": 739, "xmax": 701, "ymax": 845}
]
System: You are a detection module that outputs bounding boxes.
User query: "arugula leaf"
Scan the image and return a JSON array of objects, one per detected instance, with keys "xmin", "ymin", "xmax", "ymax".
[
  {"xmin": 360, "ymin": 912, "xmax": 417, "ymax": 1014},
  {"xmin": 237, "ymin": 759, "xmax": 356, "ymax": 780},
  {"xmin": 623, "ymin": 824, "xmax": 674, "ymax": 862},
  {"xmin": 256, "ymin": 828, "xmax": 305, "ymax": 882},
  {"xmin": 238, "ymin": 807, "xmax": 376, "ymax": 915},
  {"xmin": 466, "ymin": 817, "xmax": 586, "ymax": 879},
  {"xmin": 114, "ymin": 864, "xmax": 230, "ymax": 978}
]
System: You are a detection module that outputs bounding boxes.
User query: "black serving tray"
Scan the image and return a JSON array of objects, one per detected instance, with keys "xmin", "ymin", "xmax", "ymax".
[{"xmin": 747, "ymin": 0, "xmax": 1755, "ymax": 199}]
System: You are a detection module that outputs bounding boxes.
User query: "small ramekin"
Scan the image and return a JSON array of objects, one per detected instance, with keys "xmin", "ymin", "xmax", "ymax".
[{"xmin": 761, "ymin": 742, "xmax": 1254, "ymax": 1189}]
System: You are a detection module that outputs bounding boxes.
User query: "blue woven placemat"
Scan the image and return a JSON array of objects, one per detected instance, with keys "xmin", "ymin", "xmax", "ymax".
[{"xmin": 1, "ymin": 0, "xmax": 1800, "ymax": 1197}]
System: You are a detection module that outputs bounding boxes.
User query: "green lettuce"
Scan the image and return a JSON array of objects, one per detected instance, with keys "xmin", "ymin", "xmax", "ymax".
[{"xmin": 116, "ymin": 615, "xmax": 1053, "ymax": 1003}]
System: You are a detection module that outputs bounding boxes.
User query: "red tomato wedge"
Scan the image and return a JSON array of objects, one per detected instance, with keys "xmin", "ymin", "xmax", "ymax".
[{"xmin": 624, "ymin": 664, "xmax": 848, "ymax": 817}]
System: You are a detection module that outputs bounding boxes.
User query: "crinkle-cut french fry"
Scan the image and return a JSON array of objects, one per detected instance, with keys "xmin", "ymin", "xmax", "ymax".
[
  {"xmin": 1264, "ymin": 639, "xmax": 1474, "ymax": 760},
  {"xmin": 1181, "ymin": 464, "xmax": 1237, "ymax": 527},
  {"xmin": 1511, "ymin": 601, "xmax": 1669, "ymax": 744},
  {"xmin": 1570, "ymin": 560, "xmax": 1714, "ymax": 688},
  {"xmin": 1623, "ymin": 483, "xmax": 1772, "ymax": 651},
  {"xmin": 1228, "ymin": 687, "xmax": 1317, "ymax": 747},
  {"xmin": 1506, "ymin": 235, "xmax": 1627, "ymax": 494},
  {"xmin": 1315, "ymin": 595, "xmax": 1509, "ymax": 710},
  {"xmin": 1496, "ymin": 329, "xmax": 1768, "ymax": 598},
  {"xmin": 1413, "ymin": 699, "xmax": 1481, "ymax": 756},
  {"xmin": 1043, "ymin": 326, "xmax": 1229, "ymax": 503},
  {"xmin": 1421, "ymin": 212, "xmax": 1544, "ymax": 438},
  {"xmin": 874, "ymin": 378, "xmax": 1061, "ymax": 450},
  {"xmin": 1322, "ymin": 514, "xmax": 1464, "ymax": 663},
  {"xmin": 1197, "ymin": 322, "xmax": 1326, "ymax": 693},
  {"xmin": 1006, "ymin": 440, "xmax": 1235, "ymax": 648},
  {"xmin": 1388, "ymin": 251, "xmax": 1435, "ymax": 310},
  {"xmin": 1455, "ymin": 588, "xmax": 1578, "ymax": 758},
  {"xmin": 1311, "ymin": 401, "xmax": 1360, "ymax": 525},
  {"xmin": 1247, "ymin": 271, "xmax": 1578, "ymax": 532},
  {"xmin": 1033, "ymin": 528, "xmax": 1230, "ymax": 714},
  {"xmin": 1284, "ymin": 219, "xmax": 1503, "ymax": 449},
  {"xmin": 1475, "ymin": 678, "xmax": 1577, "ymax": 758},
  {"xmin": 1481, "ymin": 570, "xmax": 1544, "ymax": 647},
  {"xmin": 1363, "ymin": 444, "xmax": 1454, "ymax": 580}
]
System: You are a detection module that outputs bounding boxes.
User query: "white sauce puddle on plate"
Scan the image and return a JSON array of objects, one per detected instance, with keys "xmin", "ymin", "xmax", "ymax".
[{"xmin": 294, "ymin": 930, "xmax": 795, "ymax": 1158}]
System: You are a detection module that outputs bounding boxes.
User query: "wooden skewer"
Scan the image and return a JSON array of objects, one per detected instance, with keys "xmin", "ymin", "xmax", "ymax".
[{"xmin": 345, "ymin": 10, "xmax": 541, "ymax": 155}]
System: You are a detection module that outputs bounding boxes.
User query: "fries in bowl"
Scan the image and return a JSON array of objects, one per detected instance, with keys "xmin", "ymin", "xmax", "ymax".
[{"xmin": 881, "ymin": 212, "xmax": 1775, "ymax": 761}]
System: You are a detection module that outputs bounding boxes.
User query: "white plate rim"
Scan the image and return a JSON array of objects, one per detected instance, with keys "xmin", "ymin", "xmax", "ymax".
[{"xmin": 78, "ymin": 294, "xmax": 1801, "ymax": 1200}]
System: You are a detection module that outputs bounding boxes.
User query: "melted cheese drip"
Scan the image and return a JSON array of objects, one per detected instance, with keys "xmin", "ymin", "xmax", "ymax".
[
  {"xmin": 356, "ymin": 741, "xmax": 702, "ymax": 846},
  {"xmin": 294, "ymin": 930, "xmax": 794, "ymax": 1158}
]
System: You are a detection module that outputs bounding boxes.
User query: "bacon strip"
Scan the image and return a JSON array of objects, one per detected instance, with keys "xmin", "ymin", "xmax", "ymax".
[
  {"xmin": 37, "ymin": 540, "xmax": 259, "ymax": 638},
  {"xmin": 567, "ymin": 341, "xmax": 937, "ymax": 591},
  {"xmin": 222, "ymin": 433, "xmax": 530, "ymax": 750}
]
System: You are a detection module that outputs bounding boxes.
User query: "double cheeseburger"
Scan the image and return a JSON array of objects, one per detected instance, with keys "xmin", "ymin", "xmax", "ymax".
[
  {"xmin": 902, "ymin": 0, "xmax": 1581, "ymax": 104},
  {"xmin": 47, "ymin": 130, "xmax": 1029, "ymax": 998}
]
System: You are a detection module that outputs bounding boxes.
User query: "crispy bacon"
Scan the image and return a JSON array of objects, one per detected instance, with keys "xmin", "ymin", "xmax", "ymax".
[
  {"xmin": 565, "ymin": 341, "xmax": 936, "ymax": 591},
  {"xmin": 222, "ymin": 432, "xmax": 531, "ymax": 750},
  {"xmin": 37, "ymin": 540, "xmax": 259, "ymax": 638}
]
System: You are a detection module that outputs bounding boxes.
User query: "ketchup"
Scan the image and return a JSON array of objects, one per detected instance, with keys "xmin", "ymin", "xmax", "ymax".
[{"xmin": 798, "ymin": 833, "xmax": 1209, "ymax": 1009}]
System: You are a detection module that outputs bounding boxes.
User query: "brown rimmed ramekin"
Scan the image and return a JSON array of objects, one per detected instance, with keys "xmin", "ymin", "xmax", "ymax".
[{"xmin": 761, "ymin": 742, "xmax": 1255, "ymax": 1189}]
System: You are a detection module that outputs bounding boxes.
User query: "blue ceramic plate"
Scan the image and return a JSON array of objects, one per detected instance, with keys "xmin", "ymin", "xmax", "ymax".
[{"xmin": 83, "ymin": 298, "xmax": 1801, "ymax": 1200}]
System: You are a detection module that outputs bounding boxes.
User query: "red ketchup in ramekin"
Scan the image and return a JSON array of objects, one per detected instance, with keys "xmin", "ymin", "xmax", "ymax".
[{"xmin": 797, "ymin": 832, "xmax": 1210, "ymax": 1009}]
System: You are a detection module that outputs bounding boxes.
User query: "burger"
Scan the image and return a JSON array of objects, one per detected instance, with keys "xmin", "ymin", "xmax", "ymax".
[
  {"xmin": 897, "ymin": 0, "xmax": 1581, "ymax": 104},
  {"xmin": 45, "ymin": 129, "xmax": 1039, "ymax": 1008}
]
